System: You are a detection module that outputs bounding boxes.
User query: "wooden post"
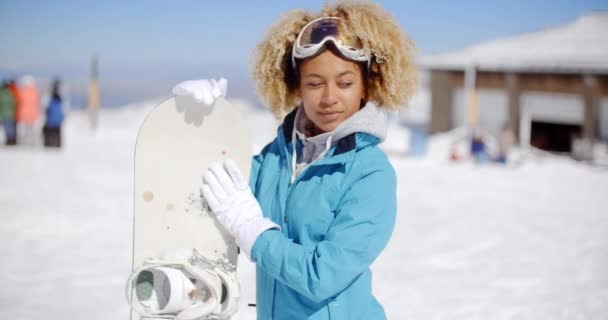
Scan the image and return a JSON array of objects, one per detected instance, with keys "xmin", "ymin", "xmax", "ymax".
[
  {"xmin": 464, "ymin": 65, "xmax": 478, "ymax": 127},
  {"xmin": 429, "ymin": 70, "xmax": 454, "ymax": 134},
  {"xmin": 505, "ymin": 72, "xmax": 521, "ymax": 143},
  {"xmin": 88, "ymin": 55, "xmax": 100, "ymax": 129}
]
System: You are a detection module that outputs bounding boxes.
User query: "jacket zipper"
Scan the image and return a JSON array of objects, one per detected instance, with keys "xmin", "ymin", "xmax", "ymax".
[{"xmin": 283, "ymin": 154, "xmax": 348, "ymax": 226}]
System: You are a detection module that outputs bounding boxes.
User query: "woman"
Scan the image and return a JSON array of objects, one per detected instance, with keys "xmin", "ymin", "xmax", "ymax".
[{"xmin": 196, "ymin": 2, "xmax": 417, "ymax": 319}]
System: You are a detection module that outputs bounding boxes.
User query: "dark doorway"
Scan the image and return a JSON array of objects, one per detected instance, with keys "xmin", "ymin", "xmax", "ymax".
[{"xmin": 530, "ymin": 121, "xmax": 581, "ymax": 152}]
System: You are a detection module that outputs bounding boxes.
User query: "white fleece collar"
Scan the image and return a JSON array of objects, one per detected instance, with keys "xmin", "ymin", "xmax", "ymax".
[{"xmin": 289, "ymin": 102, "xmax": 387, "ymax": 182}]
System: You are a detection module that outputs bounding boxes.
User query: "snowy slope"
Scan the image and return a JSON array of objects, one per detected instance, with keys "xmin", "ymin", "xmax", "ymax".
[{"xmin": 0, "ymin": 99, "xmax": 607, "ymax": 319}]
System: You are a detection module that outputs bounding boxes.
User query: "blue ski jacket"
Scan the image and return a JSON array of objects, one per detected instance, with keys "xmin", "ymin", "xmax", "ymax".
[
  {"xmin": 249, "ymin": 107, "xmax": 397, "ymax": 319},
  {"xmin": 45, "ymin": 96, "xmax": 64, "ymax": 128}
]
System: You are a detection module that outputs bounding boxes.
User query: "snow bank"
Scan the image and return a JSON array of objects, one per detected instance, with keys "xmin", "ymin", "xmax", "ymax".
[{"xmin": 1, "ymin": 98, "xmax": 607, "ymax": 320}]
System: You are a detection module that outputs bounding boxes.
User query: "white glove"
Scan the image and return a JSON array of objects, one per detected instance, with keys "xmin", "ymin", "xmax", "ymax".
[
  {"xmin": 173, "ymin": 78, "xmax": 227, "ymax": 106},
  {"xmin": 201, "ymin": 159, "xmax": 279, "ymax": 260}
]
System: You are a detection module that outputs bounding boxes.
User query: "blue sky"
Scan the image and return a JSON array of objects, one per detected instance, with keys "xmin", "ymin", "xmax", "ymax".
[{"xmin": 1, "ymin": 0, "xmax": 607, "ymax": 106}]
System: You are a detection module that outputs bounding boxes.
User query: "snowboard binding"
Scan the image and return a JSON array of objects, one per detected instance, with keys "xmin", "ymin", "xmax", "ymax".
[{"xmin": 126, "ymin": 249, "xmax": 239, "ymax": 320}]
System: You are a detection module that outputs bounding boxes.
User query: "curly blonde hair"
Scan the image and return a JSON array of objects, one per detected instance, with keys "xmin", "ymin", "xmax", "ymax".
[{"xmin": 251, "ymin": 0, "xmax": 418, "ymax": 118}]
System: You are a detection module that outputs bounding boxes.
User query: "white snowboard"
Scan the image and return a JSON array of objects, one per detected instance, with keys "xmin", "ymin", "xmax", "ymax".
[{"xmin": 129, "ymin": 96, "xmax": 251, "ymax": 319}]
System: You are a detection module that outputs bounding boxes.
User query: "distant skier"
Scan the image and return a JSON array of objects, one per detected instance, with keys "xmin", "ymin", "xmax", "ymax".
[
  {"xmin": 42, "ymin": 79, "xmax": 64, "ymax": 148},
  {"xmin": 177, "ymin": 1, "xmax": 418, "ymax": 319}
]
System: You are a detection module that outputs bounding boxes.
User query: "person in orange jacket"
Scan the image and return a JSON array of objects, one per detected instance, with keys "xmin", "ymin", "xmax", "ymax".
[{"xmin": 16, "ymin": 75, "xmax": 40, "ymax": 145}]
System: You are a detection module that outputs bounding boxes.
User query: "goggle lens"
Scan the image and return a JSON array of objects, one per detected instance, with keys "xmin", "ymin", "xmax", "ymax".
[{"xmin": 297, "ymin": 18, "xmax": 363, "ymax": 51}]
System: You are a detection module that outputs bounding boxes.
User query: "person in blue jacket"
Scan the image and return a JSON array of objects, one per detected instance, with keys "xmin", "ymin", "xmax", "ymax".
[
  {"xmin": 42, "ymin": 78, "xmax": 64, "ymax": 148},
  {"xmin": 197, "ymin": 2, "xmax": 418, "ymax": 319}
]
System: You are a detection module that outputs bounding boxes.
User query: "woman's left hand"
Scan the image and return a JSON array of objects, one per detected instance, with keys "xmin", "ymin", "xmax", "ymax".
[{"xmin": 201, "ymin": 159, "xmax": 279, "ymax": 260}]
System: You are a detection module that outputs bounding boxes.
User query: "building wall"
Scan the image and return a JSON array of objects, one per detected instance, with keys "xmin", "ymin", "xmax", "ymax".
[
  {"xmin": 429, "ymin": 71, "xmax": 453, "ymax": 133},
  {"xmin": 451, "ymin": 88, "xmax": 508, "ymax": 138},
  {"xmin": 600, "ymin": 98, "xmax": 608, "ymax": 141},
  {"xmin": 429, "ymin": 70, "xmax": 607, "ymax": 142}
]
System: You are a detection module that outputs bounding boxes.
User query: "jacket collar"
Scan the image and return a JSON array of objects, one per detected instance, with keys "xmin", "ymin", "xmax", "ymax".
[{"xmin": 279, "ymin": 103, "xmax": 385, "ymax": 157}]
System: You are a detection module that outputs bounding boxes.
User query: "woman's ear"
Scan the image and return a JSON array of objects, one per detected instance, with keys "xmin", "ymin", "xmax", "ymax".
[{"xmin": 360, "ymin": 88, "xmax": 368, "ymax": 109}]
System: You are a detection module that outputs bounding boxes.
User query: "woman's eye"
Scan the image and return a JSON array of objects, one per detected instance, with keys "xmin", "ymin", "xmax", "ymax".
[
  {"xmin": 338, "ymin": 82, "xmax": 353, "ymax": 88},
  {"xmin": 307, "ymin": 82, "xmax": 322, "ymax": 88}
]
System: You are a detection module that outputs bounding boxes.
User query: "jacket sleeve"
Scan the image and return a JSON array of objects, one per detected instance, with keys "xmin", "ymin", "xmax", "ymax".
[{"xmin": 250, "ymin": 166, "xmax": 397, "ymax": 302}]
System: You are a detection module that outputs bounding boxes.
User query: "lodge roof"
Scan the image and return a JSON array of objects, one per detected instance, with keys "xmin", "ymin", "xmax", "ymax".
[{"xmin": 421, "ymin": 12, "xmax": 608, "ymax": 74}]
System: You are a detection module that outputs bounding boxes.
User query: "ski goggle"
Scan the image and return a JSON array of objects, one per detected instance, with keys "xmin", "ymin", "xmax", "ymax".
[{"xmin": 291, "ymin": 17, "xmax": 370, "ymax": 69}]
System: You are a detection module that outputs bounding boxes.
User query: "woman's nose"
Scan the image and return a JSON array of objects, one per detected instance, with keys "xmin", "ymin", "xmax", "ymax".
[{"xmin": 320, "ymin": 84, "xmax": 338, "ymax": 107}]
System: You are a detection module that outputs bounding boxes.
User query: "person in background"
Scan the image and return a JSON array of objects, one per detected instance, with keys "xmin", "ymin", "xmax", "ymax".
[
  {"xmin": 470, "ymin": 127, "xmax": 488, "ymax": 163},
  {"xmin": 0, "ymin": 81, "xmax": 17, "ymax": 146},
  {"xmin": 7, "ymin": 79, "xmax": 20, "ymax": 144},
  {"xmin": 16, "ymin": 75, "xmax": 40, "ymax": 146},
  {"xmin": 42, "ymin": 78, "xmax": 64, "ymax": 148}
]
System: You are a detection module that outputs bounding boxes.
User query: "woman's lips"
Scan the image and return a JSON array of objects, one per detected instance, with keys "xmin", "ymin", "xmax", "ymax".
[{"xmin": 317, "ymin": 111, "xmax": 342, "ymax": 122}]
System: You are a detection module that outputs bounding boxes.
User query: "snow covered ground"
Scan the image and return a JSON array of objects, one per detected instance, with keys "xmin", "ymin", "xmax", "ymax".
[{"xmin": 1, "ymin": 99, "xmax": 607, "ymax": 320}]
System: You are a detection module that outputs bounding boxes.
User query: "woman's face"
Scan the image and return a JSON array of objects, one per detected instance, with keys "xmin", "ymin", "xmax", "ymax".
[{"xmin": 297, "ymin": 50, "xmax": 365, "ymax": 135}]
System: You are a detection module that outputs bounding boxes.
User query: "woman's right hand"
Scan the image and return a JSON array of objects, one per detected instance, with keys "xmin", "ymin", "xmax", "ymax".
[{"xmin": 172, "ymin": 78, "xmax": 227, "ymax": 106}]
